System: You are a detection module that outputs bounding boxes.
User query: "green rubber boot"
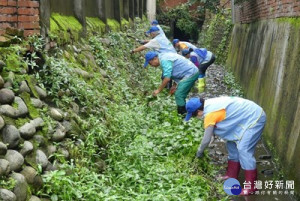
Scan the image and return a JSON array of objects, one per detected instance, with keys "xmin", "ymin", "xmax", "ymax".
[{"xmin": 197, "ymin": 78, "xmax": 206, "ymax": 92}]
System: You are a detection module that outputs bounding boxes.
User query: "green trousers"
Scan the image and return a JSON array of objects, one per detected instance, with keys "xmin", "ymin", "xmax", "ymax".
[{"xmin": 175, "ymin": 72, "xmax": 199, "ymax": 106}]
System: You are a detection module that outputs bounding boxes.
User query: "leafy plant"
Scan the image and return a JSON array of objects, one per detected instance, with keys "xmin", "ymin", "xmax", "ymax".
[
  {"xmin": 189, "ymin": 0, "xmax": 221, "ymax": 13},
  {"xmin": 198, "ymin": 11, "xmax": 233, "ymax": 65},
  {"xmin": 224, "ymin": 71, "xmax": 244, "ymax": 97},
  {"xmin": 26, "ymin": 19, "xmax": 230, "ymax": 200},
  {"xmin": 157, "ymin": 4, "xmax": 202, "ymax": 40},
  {"xmin": 0, "ymin": 177, "xmax": 16, "ymax": 191}
]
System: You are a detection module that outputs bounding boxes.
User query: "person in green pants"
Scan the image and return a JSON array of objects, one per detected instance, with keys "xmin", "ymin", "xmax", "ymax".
[{"xmin": 143, "ymin": 51, "xmax": 199, "ymax": 114}]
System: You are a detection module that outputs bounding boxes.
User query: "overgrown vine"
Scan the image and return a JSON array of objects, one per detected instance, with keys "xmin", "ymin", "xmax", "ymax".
[{"xmin": 198, "ymin": 10, "xmax": 233, "ymax": 65}]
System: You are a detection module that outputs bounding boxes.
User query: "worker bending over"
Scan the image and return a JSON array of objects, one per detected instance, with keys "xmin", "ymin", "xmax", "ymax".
[
  {"xmin": 144, "ymin": 51, "xmax": 199, "ymax": 115},
  {"xmin": 182, "ymin": 48, "xmax": 216, "ymax": 92},
  {"xmin": 185, "ymin": 96, "xmax": 266, "ymax": 196}
]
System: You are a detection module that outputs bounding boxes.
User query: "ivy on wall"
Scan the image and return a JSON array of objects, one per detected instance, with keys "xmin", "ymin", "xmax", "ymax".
[{"xmin": 198, "ymin": 10, "xmax": 233, "ymax": 65}]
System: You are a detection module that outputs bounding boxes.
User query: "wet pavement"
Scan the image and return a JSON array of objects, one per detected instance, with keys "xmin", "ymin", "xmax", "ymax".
[{"xmin": 193, "ymin": 64, "xmax": 297, "ymax": 201}]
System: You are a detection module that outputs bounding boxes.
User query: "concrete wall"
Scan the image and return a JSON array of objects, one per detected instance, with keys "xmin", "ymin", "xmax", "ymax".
[
  {"xmin": 46, "ymin": 0, "xmax": 147, "ymax": 35},
  {"xmin": 0, "ymin": 0, "xmax": 148, "ymax": 37},
  {"xmin": 228, "ymin": 1, "xmax": 300, "ymax": 193},
  {"xmin": 227, "ymin": 18, "xmax": 300, "ymax": 194},
  {"xmin": 146, "ymin": 0, "xmax": 156, "ymax": 21}
]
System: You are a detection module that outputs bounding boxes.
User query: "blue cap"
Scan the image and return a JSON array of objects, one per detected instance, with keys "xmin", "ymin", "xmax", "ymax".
[
  {"xmin": 144, "ymin": 51, "xmax": 158, "ymax": 68},
  {"xmin": 151, "ymin": 20, "xmax": 158, "ymax": 25},
  {"xmin": 182, "ymin": 48, "xmax": 190, "ymax": 56},
  {"xmin": 146, "ymin": 26, "xmax": 160, "ymax": 34},
  {"xmin": 173, "ymin": 39, "xmax": 179, "ymax": 45},
  {"xmin": 185, "ymin": 97, "xmax": 202, "ymax": 121}
]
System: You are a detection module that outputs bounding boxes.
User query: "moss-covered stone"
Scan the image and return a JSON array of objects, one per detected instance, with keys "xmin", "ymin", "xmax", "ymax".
[
  {"xmin": 142, "ymin": 15, "xmax": 147, "ymax": 22},
  {"xmin": 20, "ymin": 92, "xmax": 40, "ymax": 119},
  {"xmin": 2, "ymin": 115, "xmax": 16, "ymax": 126},
  {"xmin": 121, "ymin": 18, "xmax": 130, "ymax": 29},
  {"xmin": 0, "ymin": 48, "xmax": 26, "ymax": 74},
  {"xmin": 5, "ymin": 54, "xmax": 22, "ymax": 72},
  {"xmin": 50, "ymin": 13, "xmax": 83, "ymax": 44},
  {"xmin": 15, "ymin": 117, "xmax": 31, "ymax": 128},
  {"xmin": 107, "ymin": 19, "xmax": 120, "ymax": 32},
  {"xmin": 50, "ymin": 18, "xmax": 60, "ymax": 33},
  {"xmin": 51, "ymin": 13, "xmax": 82, "ymax": 32},
  {"xmin": 25, "ymin": 75, "xmax": 39, "ymax": 99},
  {"xmin": 25, "ymin": 151, "xmax": 38, "ymax": 170},
  {"xmin": 86, "ymin": 17, "xmax": 106, "ymax": 34}
]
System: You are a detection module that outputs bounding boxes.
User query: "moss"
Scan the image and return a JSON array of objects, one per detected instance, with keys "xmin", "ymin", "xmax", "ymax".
[
  {"xmin": 5, "ymin": 53, "xmax": 22, "ymax": 73},
  {"xmin": 39, "ymin": 111, "xmax": 52, "ymax": 137},
  {"xmin": 51, "ymin": 13, "xmax": 82, "ymax": 32},
  {"xmin": 121, "ymin": 18, "xmax": 130, "ymax": 29},
  {"xmin": 0, "ymin": 46, "xmax": 27, "ymax": 75},
  {"xmin": 50, "ymin": 13, "xmax": 83, "ymax": 44},
  {"xmin": 63, "ymin": 50, "xmax": 78, "ymax": 65},
  {"xmin": 25, "ymin": 75, "xmax": 39, "ymax": 99},
  {"xmin": 107, "ymin": 19, "xmax": 120, "ymax": 32},
  {"xmin": 0, "ymin": 177, "xmax": 16, "ymax": 191},
  {"xmin": 277, "ymin": 17, "xmax": 300, "ymax": 27},
  {"xmin": 50, "ymin": 18, "xmax": 60, "ymax": 32},
  {"xmin": 26, "ymin": 185, "xmax": 32, "ymax": 200},
  {"xmin": 2, "ymin": 116, "xmax": 16, "ymax": 126},
  {"xmin": 41, "ymin": 124, "xmax": 49, "ymax": 137},
  {"xmin": 15, "ymin": 117, "xmax": 31, "ymax": 128},
  {"xmin": 142, "ymin": 15, "xmax": 148, "ymax": 22},
  {"xmin": 20, "ymin": 92, "xmax": 40, "ymax": 119},
  {"xmin": 129, "ymin": 17, "xmax": 134, "ymax": 27},
  {"xmin": 25, "ymin": 151, "xmax": 38, "ymax": 170},
  {"xmin": 11, "ymin": 101, "xmax": 18, "ymax": 110},
  {"xmin": 86, "ymin": 17, "xmax": 106, "ymax": 34},
  {"xmin": 77, "ymin": 53, "xmax": 86, "ymax": 64}
]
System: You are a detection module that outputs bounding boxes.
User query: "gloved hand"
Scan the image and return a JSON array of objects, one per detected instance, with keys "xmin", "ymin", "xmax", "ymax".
[
  {"xmin": 138, "ymin": 40, "xmax": 147, "ymax": 45},
  {"xmin": 144, "ymin": 32, "xmax": 150, "ymax": 37},
  {"xmin": 169, "ymin": 86, "xmax": 176, "ymax": 95},
  {"xmin": 130, "ymin": 50, "xmax": 135, "ymax": 54},
  {"xmin": 196, "ymin": 150, "xmax": 204, "ymax": 158}
]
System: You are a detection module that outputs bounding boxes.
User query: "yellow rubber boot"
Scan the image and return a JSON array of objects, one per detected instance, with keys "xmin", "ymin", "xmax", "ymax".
[{"xmin": 197, "ymin": 78, "xmax": 206, "ymax": 92}]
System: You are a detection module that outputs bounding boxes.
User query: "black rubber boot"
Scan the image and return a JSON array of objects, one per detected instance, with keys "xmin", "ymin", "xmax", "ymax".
[{"xmin": 177, "ymin": 105, "xmax": 186, "ymax": 115}]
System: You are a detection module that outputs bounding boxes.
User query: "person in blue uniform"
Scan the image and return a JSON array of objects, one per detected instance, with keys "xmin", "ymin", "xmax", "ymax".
[
  {"xmin": 150, "ymin": 20, "xmax": 165, "ymax": 37},
  {"xmin": 144, "ymin": 51, "xmax": 199, "ymax": 115},
  {"xmin": 185, "ymin": 96, "xmax": 266, "ymax": 196},
  {"xmin": 172, "ymin": 39, "xmax": 197, "ymax": 52},
  {"xmin": 131, "ymin": 26, "xmax": 176, "ymax": 54},
  {"xmin": 182, "ymin": 48, "xmax": 216, "ymax": 92},
  {"xmin": 132, "ymin": 26, "xmax": 176, "ymax": 89}
]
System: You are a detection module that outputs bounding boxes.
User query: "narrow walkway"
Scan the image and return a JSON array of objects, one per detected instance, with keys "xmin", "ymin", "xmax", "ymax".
[{"xmin": 195, "ymin": 64, "xmax": 296, "ymax": 201}]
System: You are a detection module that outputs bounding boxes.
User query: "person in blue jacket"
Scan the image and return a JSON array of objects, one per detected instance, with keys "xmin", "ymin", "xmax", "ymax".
[
  {"xmin": 182, "ymin": 48, "xmax": 216, "ymax": 92},
  {"xmin": 132, "ymin": 26, "xmax": 176, "ymax": 90},
  {"xmin": 144, "ymin": 51, "xmax": 199, "ymax": 114},
  {"xmin": 172, "ymin": 39, "xmax": 197, "ymax": 52},
  {"xmin": 131, "ymin": 26, "xmax": 176, "ymax": 54},
  {"xmin": 185, "ymin": 96, "xmax": 266, "ymax": 196},
  {"xmin": 150, "ymin": 20, "xmax": 165, "ymax": 36}
]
